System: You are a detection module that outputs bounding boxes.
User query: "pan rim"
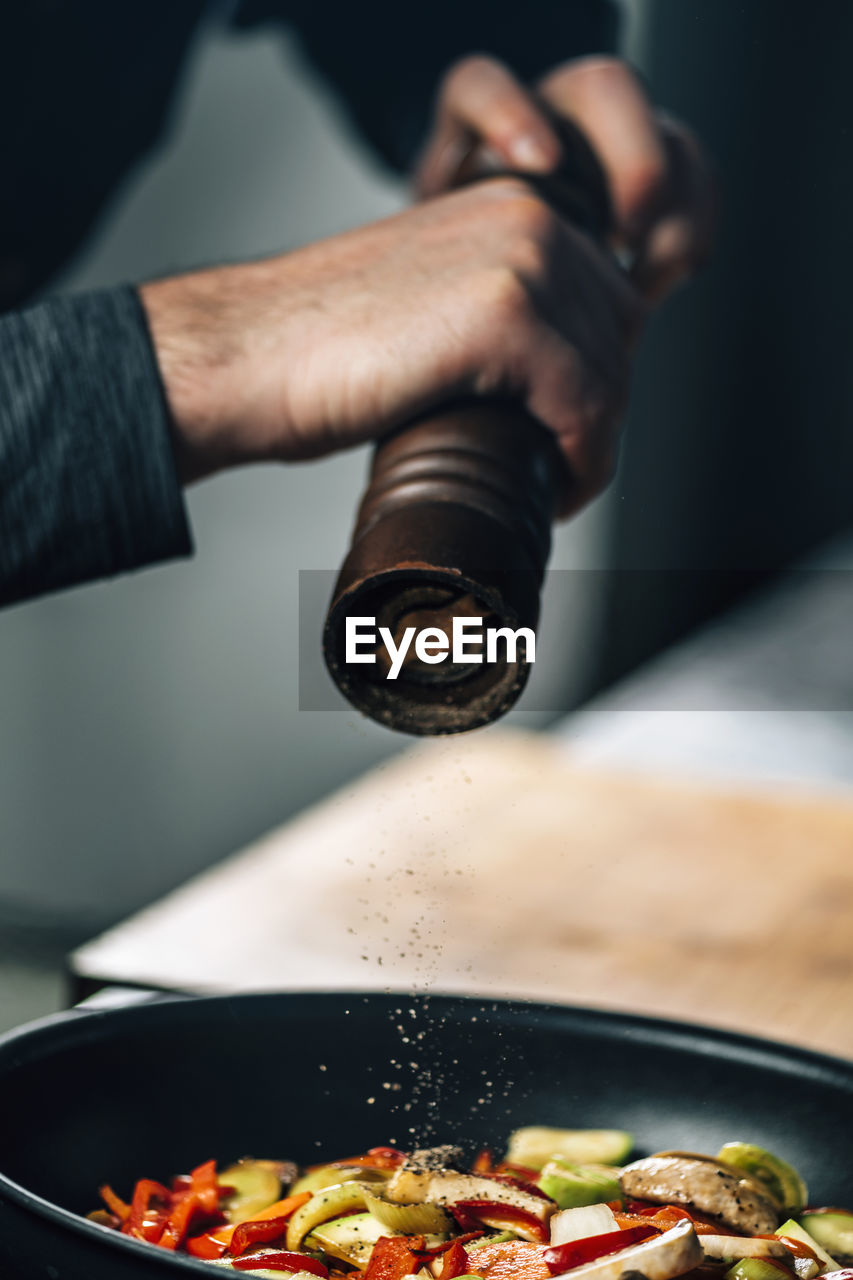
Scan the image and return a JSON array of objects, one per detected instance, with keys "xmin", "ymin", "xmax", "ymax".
[{"xmin": 0, "ymin": 989, "xmax": 851, "ymax": 1274}]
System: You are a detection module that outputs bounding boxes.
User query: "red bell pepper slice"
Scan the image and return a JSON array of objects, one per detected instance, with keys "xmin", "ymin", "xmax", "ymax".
[
  {"xmin": 190, "ymin": 1158, "xmax": 221, "ymax": 1215},
  {"xmin": 544, "ymin": 1226, "xmax": 659, "ymax": 1274},
  {"xmin": 472, "ymin": 1150, "xmax": 494, "ymax": 1174},
  {"xmin": 773, "ymin": 1236, "xmax": 823, "ymax": 1263},
  {"xmin": 439, "ymin": 1240, "xmax": 470, "ymax": 1280},
  {"xmin": 158, "ymin": 1192, "xmax": 202, "ymax": 1251},
  {"xmin": 229, "ymin": 1216, "xmax": 290, "ymax": 1258},
  {"xmin": 231, "ymin": 1253, "xmax": 329, "ymax": 1275},
  {"xmin": 497, "ymin": 1163, "xmax": 543, "ymax": 1183},
  {"xmin": 421, "ymin": 1234, "xmax": 485, "ymax": 1257},
  {"xmin": 451, "ymin": 1201, "xmax": 550, "ymax": 1243},
  {"xmin": 187, "ymin": 1231, "xmax": 229, "ymax": 1260},
  {"xmin": 363, "ymin": 1235, "xmax": 426, "ymax": 1280},
  {"xmin": 212, "ymin": 1192, "xmax": 312, "ymax": 1249},
  {"xmin": 331, "ymin": 1147, "xmax": 407, "ymax": 1172},
  {"xmin": 122, "ymin": 1179, "xmax": 171, "ymax": 1243}
]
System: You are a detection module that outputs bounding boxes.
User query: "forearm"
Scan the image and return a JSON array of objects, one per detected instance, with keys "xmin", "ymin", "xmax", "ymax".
[{"xmin": 0, "ymin": 287, "xmax": 192, "ymax": 608}]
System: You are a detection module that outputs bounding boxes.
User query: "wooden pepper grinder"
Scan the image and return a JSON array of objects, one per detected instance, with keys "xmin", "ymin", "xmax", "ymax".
[{"xmin": 323, "ymin": 118, "xmax": 612, "ymax": 735}]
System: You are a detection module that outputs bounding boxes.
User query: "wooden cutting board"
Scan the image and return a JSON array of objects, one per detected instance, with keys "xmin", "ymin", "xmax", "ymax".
[{"xmin": 71, "ymin": 730, "xmax": 853, "ymax": 1059}]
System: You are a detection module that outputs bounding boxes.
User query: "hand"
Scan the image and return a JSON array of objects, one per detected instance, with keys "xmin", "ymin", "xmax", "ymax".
[
  {"xmin": 140, "ymin": 177, "xmax": 641, "ymax": 514},
  {"xmin": 416, "ymin": 55, "xmax": 715, "ymax": 302}
]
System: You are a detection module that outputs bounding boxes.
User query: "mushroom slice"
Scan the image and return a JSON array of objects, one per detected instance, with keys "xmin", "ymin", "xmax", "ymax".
[
  {"xmin": 619, "ymin": 1153, "xmax": 780, "ymax": 1234},
  {"xmin": 385, "ymin": 1168, "xmax": 553, "ymax": 1226},
  {"xmin": 549, "ymin": 1219, "xmax": 703, "ymax": 1280}
]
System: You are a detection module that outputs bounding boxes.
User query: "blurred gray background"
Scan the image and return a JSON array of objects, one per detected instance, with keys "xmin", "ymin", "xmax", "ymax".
[
  {"xmin": 0, "ymin": 9, "xmax": 637, "ymax": 937},
  {"xmin": 2, "ymin": 0, "xmax": 852, "ymax": 956}
]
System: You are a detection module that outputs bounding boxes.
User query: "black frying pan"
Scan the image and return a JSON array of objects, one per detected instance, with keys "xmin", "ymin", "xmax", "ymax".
[{"xmin": 1, "ymin": 991, "xmax": 852, "ymax": 1280}]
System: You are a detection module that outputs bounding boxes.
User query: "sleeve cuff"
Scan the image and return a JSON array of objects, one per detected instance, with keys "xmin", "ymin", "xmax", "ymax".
[{"xmin": 0, "ymin": 285, "xmax": 193, "ymax": 606}]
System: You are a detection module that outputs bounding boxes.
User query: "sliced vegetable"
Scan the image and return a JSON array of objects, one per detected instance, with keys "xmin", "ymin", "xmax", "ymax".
[
  {"xmin": 550, "ymin": 1205, "xmax": 619, "ymax": 1246},
  {"xmin": 292, "ymin": 1166, "xmax": 388, "ymax": 1196},
  {"xmin": 701, "ymin": 1236, "xmax": 789, "ymax": 1260},
  {"xmin": 191, "ymin": 1159, "xmax": 221, "ymax": 1216},
  {"xmin": 386, "ymin": 1170, "xmax": 553, "ymax": 1230},
  {"xmin": 307, "ymin": 1212, "xmax": 444, "ymax": 1268},
  {"xmin": 544, "ymin": 1219, "xmax": 702, "ymax": 1280},
  {"xmin": 506, "ymin": 1131, "xmax": 633, "ymax": 1173},
  {"xmin": 221, "ymin": 1160, "xmax": 285, "ymax": 1223},
  {"xmin": 214, "ymin": 1193, "xmax": 312, "ymax": 1249},
  {"xmin": 799, "ymin": 1212, "xmax": 853, "ymax": 1262},
  {"xmin": 124, "ymin": 1178, "xmax": 170, "ymax": 1244},
  {"xmin": 187, "ymin": 1231, "xmax": 229, "ymax": 1259},
  {"xmin": 788, "ymin": 1259, "xmax": 821, "ymax": 1280},
  {"xmin": 776, "ymin": 1219, "xmax": 841, "ymax": 1272},
  {"xmin": 450, "ymin": 1202, "xmax": 550, "ymax": 1244},
  {"xmin": 99, "ymin": 1185, "xmax": 131, "ymax": 1223},
  {"xmin": 717, "ymin": 1145, "xmax": 807, "ymax": 1217},
  {"xmin": 229, "ymin": 1217, "xmax": 292, "ymax": 1258},
  {"xmin": 539, "ymin": 1166, "xmax": 622, "ymax": 1211},
  {"xmin": 231, "ymin": 1256, "xmax": 329, "ymax": 1276},
  {"xmin": 544, "ymin": 1225, "xmax": 659, "ymax": 1273},
  {"xmin": 440, "ymin": 1240, "xmax": 471, "ymax": 1280},
  {"xmin": 620, "ymin": 1153, "xmax": 780, "ymax": 1234},
  {"xmin": 363, "ymin": 1234, "xmax": 426, "ymax": 1280},
  {"xmin": 467, "ymin": 1233, "xmax": 518, "ymax": 1251},
  {"xmin": 286, "ymin": 1183, "xmax": 371, "ymax": 1252},
  {"xmin": 727, "ymin": 1259, "xmax": 796, "ymax": 1280},
  {"xmin": 462, "ymin": 1239, "xmax": 552, "ymax": 1280},
  {"xmin": 364, "ymin": 1188, "xmax": 453, "ymax": 1235}
]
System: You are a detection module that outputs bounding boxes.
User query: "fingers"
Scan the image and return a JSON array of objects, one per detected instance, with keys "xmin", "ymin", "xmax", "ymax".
[
  {"xmin": 523, "ymin": 324, "xmax": 626, "ymax": 517},
  {"xmin": 538, "ymin": 57, "xmax": 668, "ymax": 246},
  {"xmin": 629, "ymin": 116, "xmax": 717, "ymax": 302},
  {"xmin": 538, "ymin": 57, "xmax": 715, "ymax": 301},
  {"xmin": 417, "ymin": 55, "xmax": 562, "ymax": 198},
  {"xmin": 474, "ymin": 186, "xmax": 639, "ymax": 513}
]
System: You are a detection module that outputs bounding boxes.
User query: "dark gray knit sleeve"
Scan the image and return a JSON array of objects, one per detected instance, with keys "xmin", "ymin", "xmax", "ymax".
[{"xmin": 0, "ymin": 285, "xmax": 192, "ymax": 607}]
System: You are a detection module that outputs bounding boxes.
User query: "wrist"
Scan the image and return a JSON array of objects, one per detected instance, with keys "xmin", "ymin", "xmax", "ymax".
[{"xmin": 138, "ymin": 266, "xmax": 266, "ymax": 485}]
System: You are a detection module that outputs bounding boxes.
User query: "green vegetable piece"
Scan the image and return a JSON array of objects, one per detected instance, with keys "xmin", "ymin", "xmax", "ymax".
[
  {"xmin": 717, "ymin": 1144, "xmax": 807, "ymax": 1216},
  {"xmin": 776, "ymin": 1218, "xmax": 841, "ymax": 1272},
  {"xmin": 220, "ymin": 1159, "xmax": 283, "ymax": 1224},
  {"xmin": 291, "ymin": 1165, "xmax": 388, "ymax": 1195},
  {"xmin": 798, "ymin": 1213, "xmax": 853, "ymax": 1264},
  {"xmin": 467, "ymin": 1233, "xmax": 518, "ymax": 1250},
  {"xmin": 309, "ymin": 1211, "xmax": 397, "ymax": 1266},
  {"xmin": 309, "ymin": 1213, "xmax": 447, "ymax": 1268},
  {"xmin": 286, "ymin": 1181, "xmax": 370, "ymax": 1252},
  {"xmin": 506, "ymin": 1127, "xmax": 633, "ymax": 1171},
  {"xmin": 538, "ymin": 1162, "xmax": 622, "ymax": 1209},
  {"xmin": 727, "ymin": 1261, "xmax": 793, "ymax": 1280}
]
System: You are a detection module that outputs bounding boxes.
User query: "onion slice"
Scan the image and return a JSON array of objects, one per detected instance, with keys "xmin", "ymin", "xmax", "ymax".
[
  {"xmin": 701, "ymin": 1237, "xmax": 789, "ymax": 1260},
  {"xmin": 551, "ymin": 1206, "xmax": 619, "ymax": 1246},
  {"xmin": 363, "ymin": 1190, "xmax": 453, "ymax": 1235}
]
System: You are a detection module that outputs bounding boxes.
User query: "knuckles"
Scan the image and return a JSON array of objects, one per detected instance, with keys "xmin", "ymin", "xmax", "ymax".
[{"xmin": 440, "ymin": 52, "xmax": 502, "ymax": 102}]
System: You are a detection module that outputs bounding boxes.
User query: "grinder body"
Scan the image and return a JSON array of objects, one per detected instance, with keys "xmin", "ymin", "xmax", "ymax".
[{"xmin": 323, "ymin": 122, "xmax": 611, "ymax": 735}]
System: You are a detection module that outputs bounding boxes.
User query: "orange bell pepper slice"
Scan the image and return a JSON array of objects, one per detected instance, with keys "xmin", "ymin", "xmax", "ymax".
[{"xmin": 211, "ymin": 1190, "xmax": 311, "ymax": 1248}]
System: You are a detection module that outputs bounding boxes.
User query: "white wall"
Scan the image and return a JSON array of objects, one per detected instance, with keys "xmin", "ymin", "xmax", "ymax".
[{"xmin": 0, "ymin": 17, "xmax": 613, "ymax": 930}]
